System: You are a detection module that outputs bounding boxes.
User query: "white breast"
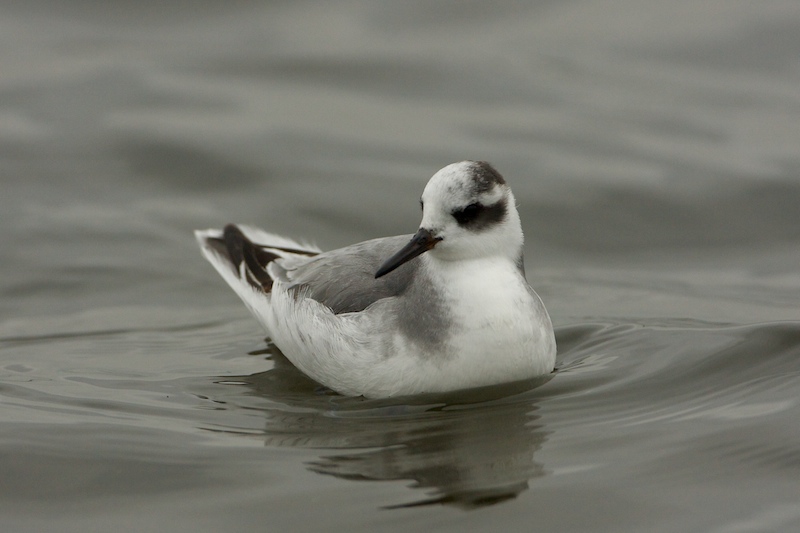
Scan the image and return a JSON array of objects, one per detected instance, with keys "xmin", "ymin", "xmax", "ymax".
[{"xmin": 424, "ymin": 256, "xmax": 556, "ymax": 388}]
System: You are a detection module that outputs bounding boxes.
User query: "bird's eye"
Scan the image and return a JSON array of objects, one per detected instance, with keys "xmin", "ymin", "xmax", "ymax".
[
  {"xmin": 452, "ymin": 203, "xmax": 482, "ymax": 225},
  {"xmin": 419, "ymin": 199, "xmax": 424, "ymax": 211}
]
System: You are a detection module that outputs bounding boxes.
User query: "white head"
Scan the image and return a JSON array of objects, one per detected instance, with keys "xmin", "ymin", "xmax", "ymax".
[{"xmin": 375, "ymin": 161, "xmax": 524, "ymax": 278}]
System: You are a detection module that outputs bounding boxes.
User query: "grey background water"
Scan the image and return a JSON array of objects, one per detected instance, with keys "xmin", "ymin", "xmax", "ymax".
[{"xmin": 2, "ymin": 1, "xmax": 800, "ymax": 531}]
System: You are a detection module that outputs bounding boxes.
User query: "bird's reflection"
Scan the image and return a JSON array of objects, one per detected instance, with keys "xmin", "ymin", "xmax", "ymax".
[{"xmin": 223, "ymin": 343, "xmax": 551, "ymax": 509}]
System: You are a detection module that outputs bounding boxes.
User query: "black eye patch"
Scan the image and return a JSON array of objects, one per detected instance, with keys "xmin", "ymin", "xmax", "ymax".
[
  {"xmin": 451, "ymin": 198, "xmax": 507, "ymax": 230},
  {"xmin": 452, "ymin": 203, "xmax": 483, "ymax": 225}
]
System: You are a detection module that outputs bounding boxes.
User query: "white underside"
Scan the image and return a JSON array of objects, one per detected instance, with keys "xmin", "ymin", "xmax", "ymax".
[{"xmin": 196, "ymin": 229, "xmax": 556, "ymax": 398}]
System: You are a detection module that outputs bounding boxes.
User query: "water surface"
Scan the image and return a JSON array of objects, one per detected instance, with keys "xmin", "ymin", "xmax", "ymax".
[{"xmin": 2, "ymin": 2, "xmax": 800, "ymax": 532}]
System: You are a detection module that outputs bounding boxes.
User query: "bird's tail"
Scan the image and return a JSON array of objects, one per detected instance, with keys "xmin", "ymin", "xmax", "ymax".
[{"xmin": 195, "ymin": 224, "xmax": 320, "ymax": 296}]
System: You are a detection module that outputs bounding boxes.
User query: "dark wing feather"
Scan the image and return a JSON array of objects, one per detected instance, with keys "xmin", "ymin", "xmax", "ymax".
[{"xmin": 212, "ymin": 225, "xmax": 417, "ymax": 315}]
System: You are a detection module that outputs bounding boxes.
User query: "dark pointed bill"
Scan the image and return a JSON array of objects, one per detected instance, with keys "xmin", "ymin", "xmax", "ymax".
[{"xmin": 375, "ymin": 228, "xmax": 442, "ymax": 278}]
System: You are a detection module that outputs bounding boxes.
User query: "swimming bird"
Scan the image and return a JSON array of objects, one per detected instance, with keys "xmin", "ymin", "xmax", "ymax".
[{"xmin": 195, "ymin": 161, "xmax": 556, "ymax": 398}]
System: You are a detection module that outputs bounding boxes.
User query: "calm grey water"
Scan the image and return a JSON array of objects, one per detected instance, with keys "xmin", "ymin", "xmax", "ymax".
[{"xmin": 2, "ymin": 2, "xmax": 800, "ymax": 532}]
